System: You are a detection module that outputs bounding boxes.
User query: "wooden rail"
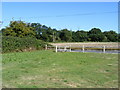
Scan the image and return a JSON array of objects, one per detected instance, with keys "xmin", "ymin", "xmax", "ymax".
[{"xmin": 45, "ymin": 45, "xmax": 119, "ymax": 53}]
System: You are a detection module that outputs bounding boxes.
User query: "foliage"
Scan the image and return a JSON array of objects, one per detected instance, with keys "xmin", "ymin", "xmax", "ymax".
[
  {"xmin": 2, "ymin": 21, "xmax": 35, "ymax": 38},
  {"xmin": 2, "ymin": 36, "xmax": 48, "ymax": 53},
  {"xmin": 59, "ymin": 29, "xmax": 72, "ymax": 42},
  {"xmin": 118, "ymin": 34, "xmax": 120, "ymax": 42},
  {"xmin": 73, "ymin": 30, "xmax": 88, "ymax": 42},
  {"xmin": 1, "ymin": 20, "xmax": 119, "ymax": 42},
  {"xmin": 88, "ymin": 28, "xmax": 105, "ymax": 42},
  {"xmin": 103, "ymin": 31, "xmax": 118, "ymax": 42}
]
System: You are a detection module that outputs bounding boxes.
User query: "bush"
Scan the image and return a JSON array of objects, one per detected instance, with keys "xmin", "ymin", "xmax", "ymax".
[{"xmin": 2, "ymin": 36, "xmax": 50, "ymax": 53}]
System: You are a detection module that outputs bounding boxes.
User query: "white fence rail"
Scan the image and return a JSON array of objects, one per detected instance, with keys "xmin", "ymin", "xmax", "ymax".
[{"xmin": 45, "ymin": 45, "xmax": 119, "ymax": 53}]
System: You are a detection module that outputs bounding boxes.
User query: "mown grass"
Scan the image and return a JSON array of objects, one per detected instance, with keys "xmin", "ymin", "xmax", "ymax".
[{"xmin": 2, "ymin": 50, "xmax": 118, "ymax": 88}]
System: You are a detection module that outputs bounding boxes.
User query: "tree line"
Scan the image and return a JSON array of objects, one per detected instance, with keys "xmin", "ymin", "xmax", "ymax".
[{"xmin": 1, "ymin": 20, "xmax": 119, "ymax": 42}]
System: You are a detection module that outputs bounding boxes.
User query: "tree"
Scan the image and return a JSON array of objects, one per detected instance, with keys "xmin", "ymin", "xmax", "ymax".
[
  {"xmin": 74, "ymin": 30, "xmax": 88, "ymax": 42},
  {"xmin": 89, "ymin": 34, "xmax": 105, "ymax": 42},
  {"xmin": 2, "ymin": 21, "xmax": 35, "ymax": 38},
  {"xmin": 88, "ymin": 28, "xmax": 104, "ymax": 42},
  {"xmin": 2, "ymin": 20, "xmax": 118, "ymax": 42},
  {"xmin": 72, "ymin": 31, "xmax": 76, "ymax": 42},
  {"xmin": 103, "ymin": 31, "xmax": 118, "ymax": 42},
  {"xmin": 28, "ymin": 23, "xmax": 42, "ymax": 39},
  {"xmin": 88, "ymin": 28, "xmax": 102, "ymax": 34},
  {"xmin": 59, "ymin": 29, "xmax": 72, "ymax": 42},
  {"xmin": 118, "ymin": 33, "xmax": 120, "ymax": 42}
]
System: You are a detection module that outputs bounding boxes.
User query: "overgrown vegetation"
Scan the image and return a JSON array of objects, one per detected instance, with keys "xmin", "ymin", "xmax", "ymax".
[
  {"xmin": 2, "ymin": 36, "xmax": 48, "ymax": 53},
  {"xmin": 1, "ymin": 20, "xmax": 119, "ymax": 42},
  {"xmin": 1, "ymin": 21, "xmax": 51, "ymax": 53},
  {"xmin": 1, "ymin": 20, "xmax": 119, "ymax": 53}
]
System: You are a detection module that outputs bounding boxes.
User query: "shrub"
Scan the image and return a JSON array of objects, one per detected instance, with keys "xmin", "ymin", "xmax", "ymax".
[{"xmin": 2, "ymin": 36, "xmax": 50, "ymax": 53}]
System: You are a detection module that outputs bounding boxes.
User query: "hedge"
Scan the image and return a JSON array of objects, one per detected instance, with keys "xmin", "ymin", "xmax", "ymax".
[{"xmin": 2, "ymin": 36, "xmax": 49, "ymax": 53}]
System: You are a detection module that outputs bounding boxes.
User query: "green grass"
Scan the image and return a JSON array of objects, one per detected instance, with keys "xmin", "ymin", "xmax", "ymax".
[{"xmin": 2, "ymin": 50, "xmax": 118, "ymax": 88}]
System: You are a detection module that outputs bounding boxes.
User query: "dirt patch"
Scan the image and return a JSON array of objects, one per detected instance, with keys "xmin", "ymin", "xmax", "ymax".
[{"xmin": 50, "ymin": 42, "xmax": 118, "ymax": 47}]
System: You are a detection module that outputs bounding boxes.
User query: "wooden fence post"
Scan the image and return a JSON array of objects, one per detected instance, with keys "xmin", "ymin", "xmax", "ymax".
[
  {"xmin": 82, "ymin": 45, "xmax": 85, "ymax": 53},
  {"xmin": 56, "ymin": 46, "xmax": 58, "ymax": 53},
  {"xmin": 103, "ymin": 46, "xmax": 105, "ymax": 53}
]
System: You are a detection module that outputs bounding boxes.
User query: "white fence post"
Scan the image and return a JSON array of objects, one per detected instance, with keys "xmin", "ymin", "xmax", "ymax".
[
  {"xmin": 70, "ymin": 45, "xmax": 71, "ymax": 52},
  {"xmin": 82, "ymin": 45, "xmax": 85, "ymax": 53},
  {"xmin": 64, "ymin": 46, "xmax": 66, "ymax": 51},
  {"xmin": 45, "ymin": 45, "xmax": 47, "ymax": 50},
  {"xmin": 56, "ymin": 46, "xmax": 58, "ymax": 53},
  {"xmin": 103, "ymin": 46, "xmax": 105, "ymax": 53}
]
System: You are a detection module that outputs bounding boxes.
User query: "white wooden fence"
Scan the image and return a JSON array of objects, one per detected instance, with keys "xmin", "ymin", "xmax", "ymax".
[{"xmin": 45, "ymin": 45, "xmax": 119, "ymax": 53}]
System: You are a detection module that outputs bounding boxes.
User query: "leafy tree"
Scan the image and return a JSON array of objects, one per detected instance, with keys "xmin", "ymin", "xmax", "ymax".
[
  {"xmin": 59, "ymin": 29, "xmax": 72, "ymax": 42},
  {"xmin": 89, "ymin": 34, "xmax": 105, "ymax": 42},
  {"xmin": 72, "ymin": 31, "xmax": 76, "ymax": 42},
  {"xmin": 118, "ymin": 34, "xmax": 120, "ymax": 42},
  {"xmin": 103, "ymin": 31, "xmax": 118, "ymax": 42},
  {"xmin": 88, "ymin": 28, "xmax": 104, "ymax": 42},
  {"xmin": 2, "ymin": 21, "xmax": 35, "ymax": 38},
  {"xmin": 102, "ymin": 36, "xmax": 108, "ymax": 42},
  {"xmin": 41, "ymin": 31, "xmax": 49, "ymax": 42},
  {"xmin": 88, "ymin": 28, "xmax": 102, "ymax": 34},
  {"xmin": 54, "ymin": 30, "xmax": 61, "ymax": 42},
  {"xmin": 42, "ymin": 25, "xmax": 48, "ymax": 30},
  {"xmin": 74, "ymin": 30, "xmax": 88, "ymax": 42},
  {"xmin": 1, "ymin": 20, "xmax": 118, "ymax": 42},
  {"xmin": 28, "ymin": 23, "xmax": 42, "ymax": 39}
]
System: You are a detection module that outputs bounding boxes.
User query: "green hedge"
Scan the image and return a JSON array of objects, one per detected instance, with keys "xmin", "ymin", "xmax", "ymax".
[{"xmin": 2, "ymin": 36, "xmax": 49, "ymax": 53}]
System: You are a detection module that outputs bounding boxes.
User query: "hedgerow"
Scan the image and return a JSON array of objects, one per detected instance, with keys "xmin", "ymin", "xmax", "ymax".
[{"xmin": 2, "ymin": 36, "xmax": 49, "ymax": 53}]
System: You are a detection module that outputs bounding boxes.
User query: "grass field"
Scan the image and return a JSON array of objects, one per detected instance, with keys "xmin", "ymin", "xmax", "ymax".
[{"xmin": 2, "ymin": 50, "xmax": 118, "ymax": 88}]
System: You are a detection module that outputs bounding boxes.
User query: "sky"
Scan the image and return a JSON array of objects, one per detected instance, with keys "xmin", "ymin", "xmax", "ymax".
[
  {"xmin": 1, "ymin": 0, "xmax": 120, "ymax": 2},
  {"xmin": 1, "ymin": 2, "xmax": 118, "ymax": 32}
]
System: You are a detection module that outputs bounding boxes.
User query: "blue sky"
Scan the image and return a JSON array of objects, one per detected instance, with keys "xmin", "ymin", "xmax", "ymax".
[{"xmin": 2, "ymin": 2, "xmax": 118, "ymax": 32}]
